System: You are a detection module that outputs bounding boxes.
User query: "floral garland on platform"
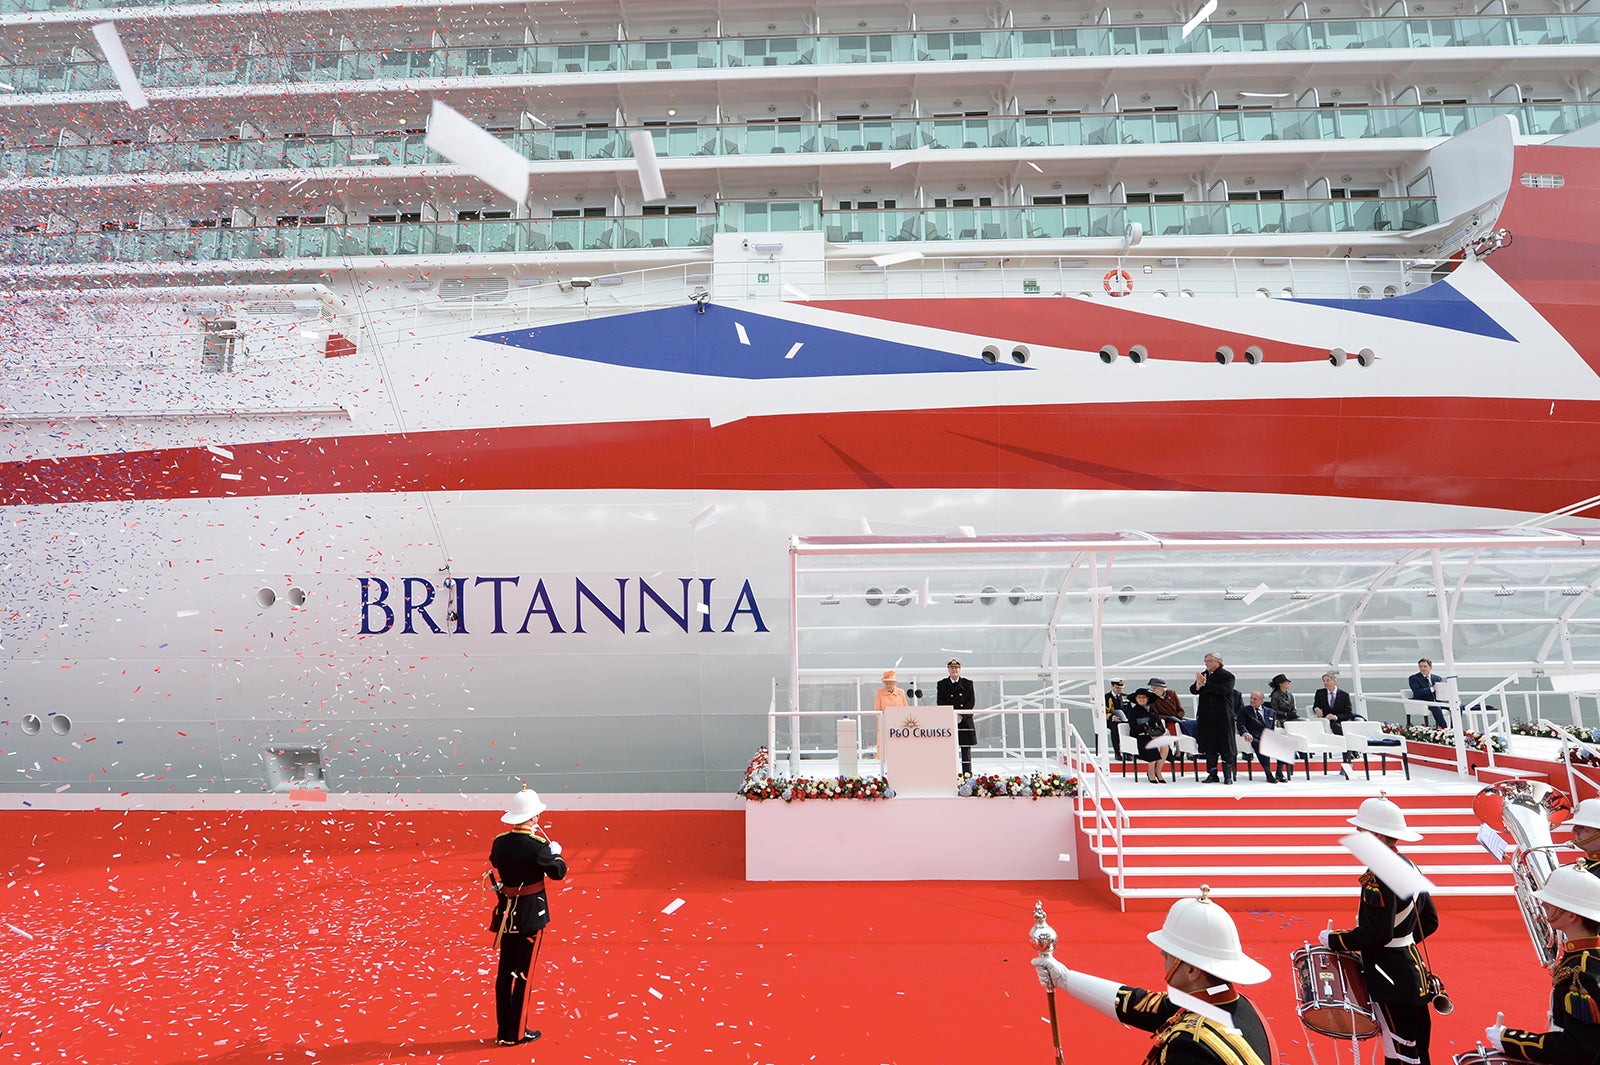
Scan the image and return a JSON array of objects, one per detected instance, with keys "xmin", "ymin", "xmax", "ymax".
[
  {"xmin": 736, "ymin": 747, "xmax": 895, "ymax": 802},
  {"xmin": 1381, "ymin": 722, "xmax": 1508, "ymax": 753},
  {"xmin": 958, "ymin": 771, "xmax": 1078, "ymax": 799},
  {"xmin": 1508, "ymin": 721, "xmax": 1600, "ymax": 764}
]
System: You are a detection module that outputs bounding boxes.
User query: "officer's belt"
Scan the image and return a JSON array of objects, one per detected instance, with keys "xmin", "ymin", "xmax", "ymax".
[
  {"xmin": 501, "ymin": 882, "xmax": 544, "ymax": 897},
  {"xmin": 1385, "ymin": 934, "xmax": 1415, "ymax": 947}
]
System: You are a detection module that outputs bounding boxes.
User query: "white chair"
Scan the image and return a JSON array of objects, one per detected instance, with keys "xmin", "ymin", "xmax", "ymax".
[
  {"xmin": 1341, "ymin": 720, "xmax": 1410, "ymax": 779},
  {"xmin": 1281, "ymin": 720, "xmax": 1346, "ymax": 776},
  {"xmin": 1173, "ymin": 730, "xmax": 1201, "ymax": 780},
  {"xmin": 1114, "ymin": 722, "xmax": 1139, "ymax": 776}
]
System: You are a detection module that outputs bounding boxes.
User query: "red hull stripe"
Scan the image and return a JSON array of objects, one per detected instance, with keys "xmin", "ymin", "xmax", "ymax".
[
  {"xmin": 808, "ymin": 298, "xmax": 1354, "ymax": 364},
  {"xmin": 1, "ymin": 396, "xmax": 1596, "ymax": 515}
]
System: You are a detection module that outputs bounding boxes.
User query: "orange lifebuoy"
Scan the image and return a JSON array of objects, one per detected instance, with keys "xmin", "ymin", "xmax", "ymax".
[{"xmin": 1103, "ymin": 269, "xmax": 1133, "ymax": 297}]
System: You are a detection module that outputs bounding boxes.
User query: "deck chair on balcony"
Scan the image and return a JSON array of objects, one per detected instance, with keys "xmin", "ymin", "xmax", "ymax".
[{"xmin": 1341, "ymin": 720, "xmax": 1410, "ymax": 779}]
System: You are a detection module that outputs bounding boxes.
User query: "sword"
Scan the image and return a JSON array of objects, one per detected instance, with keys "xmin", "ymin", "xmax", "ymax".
[{"xmin": 1031, "ymin": 900, "xmax": 1065, "ymax": 1065}]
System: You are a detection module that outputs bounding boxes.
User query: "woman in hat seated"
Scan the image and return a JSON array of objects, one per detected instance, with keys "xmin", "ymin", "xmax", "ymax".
[{"xmin": 1128, "ymin": 687, "xmax": 1172, "ymax": 784}]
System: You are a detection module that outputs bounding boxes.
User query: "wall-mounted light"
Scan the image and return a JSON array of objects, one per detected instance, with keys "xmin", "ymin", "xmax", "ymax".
[
  {"xmin": 401, "ymin": 279, "xmax": 433, "ymax": 290},
  {"xmin": 1156, "ymin": 592, "xmax": 1178, "ymax": 602},
  {"xmin": 514, "ymin": 277, "xmax": 544, "ymax": 287},
  {"xmin": 1290, "ymin": 590, "xmax": 1313, "ymax": 600},
  {"xmin": 596, "ymin": 275, "xmax": 625, "ymax": 286},
  {"xmin": 752, "ymin": 241, "xmax": 784, "ymax": 254},
  {"xmin": 1495, "ymin": 585, "xmax": 1515, "ymax": 597},
  {"xmin": 956, "ymin": 260, "xmax": 987, "ymax": 269}
]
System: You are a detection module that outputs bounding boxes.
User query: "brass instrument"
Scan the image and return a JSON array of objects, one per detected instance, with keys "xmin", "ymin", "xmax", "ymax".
[{"xmin": 1472, "ymin": 779, "xmax": 1574, "ymax": 968}]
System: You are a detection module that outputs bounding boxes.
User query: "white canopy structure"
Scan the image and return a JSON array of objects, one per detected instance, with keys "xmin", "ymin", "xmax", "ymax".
[{"xmin": 785, "ymin": 528, "xmax": 1600, "ymax": 771}]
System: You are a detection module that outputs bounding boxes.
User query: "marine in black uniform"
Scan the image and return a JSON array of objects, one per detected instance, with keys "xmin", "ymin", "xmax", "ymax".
[
  {"xmin": 938, "ymin": 658, "xmax": 977, "ymax": 775},
  {"xmin": 1490, "ymin": 865, "xmax": 1600, "ymax": 1065},
  {"xmin": 1034, "ymin": 886, "xmax": 1280, "ymax": 1065},
  {"xmin": 1324, "ymin": 795, "xmax": 1440, "ymax": 1065},
  {"xmin": 488, "ymin": 789, "xmax": 568, "ymax": 1046}
]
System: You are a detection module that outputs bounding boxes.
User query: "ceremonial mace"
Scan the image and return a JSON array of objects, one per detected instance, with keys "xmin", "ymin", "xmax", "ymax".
[{"xmin": 1031, "ymin": 900, "xmax": 1065, "ymax": 1065}]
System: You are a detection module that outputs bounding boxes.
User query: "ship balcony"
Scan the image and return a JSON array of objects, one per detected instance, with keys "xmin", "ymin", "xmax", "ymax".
[
  {"xmin": 3, "ymin": 198, "xmax": 1441, "ymax": 271},
  {"xmin": 3, "ymin": 104, "xmax": 1593, "ymax": 184},
  {"xmin": 3, "ymin": 15, "xmax": 1597, "ymax": 96}
]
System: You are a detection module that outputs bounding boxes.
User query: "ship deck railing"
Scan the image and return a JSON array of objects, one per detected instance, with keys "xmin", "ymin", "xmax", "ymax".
[
  {"xmin": 4, "ymin": 197, "xmax": 1443, "ymax": 270},
  {"xmin": 4, "ymin": 15, "xmax": 1599, "ymax": 95},
  {"xmin": 4, "ymin": 103, "xmax": 1595, "ymax": 182}
]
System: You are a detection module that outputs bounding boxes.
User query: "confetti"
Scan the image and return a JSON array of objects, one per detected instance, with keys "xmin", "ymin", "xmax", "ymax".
[
  {"xmin": 662, "ymin": 897, "xmax": 686, "ymax": 915},
  {"xmin": 629, "ymin": 130, "xmax": 667, "ymax": 202},
  {"xmin": 1339, "ymin": 832, "xmax": 1437, "ymax": 899}
]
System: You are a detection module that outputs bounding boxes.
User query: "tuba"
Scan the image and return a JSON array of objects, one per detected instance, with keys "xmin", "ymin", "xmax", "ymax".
[{"xmin": 1473, "ymin": 779, "xmax": 1574, "ymax": 968}]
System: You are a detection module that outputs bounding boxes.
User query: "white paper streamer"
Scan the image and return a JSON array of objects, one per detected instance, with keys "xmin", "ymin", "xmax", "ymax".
[
  {"xmin": 629, "ymin": 130, "xmax": 667, "ymax": 202},
  {"xmin": 424, "ymin": 100, "xmax": 530, "ymax": 205},
  {"xmin": 91, "ymin": 23, "xmax": 148, "ymax": 111},
  {"xmin": 1340, "ymin": 832, "xmax": 1437, "ymax": 899}
]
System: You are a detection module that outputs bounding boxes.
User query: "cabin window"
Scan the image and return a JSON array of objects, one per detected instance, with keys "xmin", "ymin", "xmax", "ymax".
[{"xmin": 1519, "ymin": 173, "xmax": 1564, "ymax": 189}]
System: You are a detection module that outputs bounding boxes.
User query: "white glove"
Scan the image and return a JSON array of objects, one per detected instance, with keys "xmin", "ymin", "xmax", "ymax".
[
  {"xmin": 547, "ymin": 840, "xmax": 563, "ymax": 857},
  {"xmin": 1033, "ymin": 955, "xmax": 1070, "ymax": 991},
  {"xmin": 1485, "ymin": 1024, "xmax": 1504, "ymax": 1052},
  {"xmin": 1318, "ymin": 930, "xmax": 1332, "ymax": 948}
]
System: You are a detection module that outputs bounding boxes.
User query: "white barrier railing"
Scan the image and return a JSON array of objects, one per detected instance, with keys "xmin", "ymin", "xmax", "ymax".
[
  {"xmin": 764, "ymin": 704, "xmax": 1073, "ymax": 775},
  {"xmin": 1066, "ymin": 723, "xmax": 1130, "ymax": 904}
]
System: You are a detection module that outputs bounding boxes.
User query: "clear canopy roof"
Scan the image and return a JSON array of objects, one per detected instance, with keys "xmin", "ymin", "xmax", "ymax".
[{"xmin": 789, "ymin": 528, "xmax": 1600, "ymax": 720}]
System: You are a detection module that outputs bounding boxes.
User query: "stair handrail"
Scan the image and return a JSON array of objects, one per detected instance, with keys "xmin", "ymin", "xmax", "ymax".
[
  {"xmin": 1458, "ymin": 673, "xmax": 1521, "ymax": 774},
  {"xmin": 1537, "ymin": 716, "xmax": 1600, "ymax": 801},
  {"xmin": 1066, "ymin": 723, "xmax": 1132, "ymax": 904}
]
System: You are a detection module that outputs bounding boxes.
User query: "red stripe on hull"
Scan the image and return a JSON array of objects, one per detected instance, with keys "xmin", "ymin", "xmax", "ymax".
[
  {"xmin": 807, "ymin": 298, "xmax": 1342, "ymax": 363},
  {"xmin": 2, "ymin": 397, "xmax": 1597, "ymax": 516}
]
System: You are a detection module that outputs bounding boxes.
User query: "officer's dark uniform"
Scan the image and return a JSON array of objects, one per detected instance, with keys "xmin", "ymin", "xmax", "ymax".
[
  {"xmin": 1328, "ymin": 866, "xmax": 1440, "ymax": 1065},
  {"xmin": 1499, "ymin": 936, "xmax": 1600, "ymax": 1065},
  {"xmin": 488, "ymin": 829, "xmax": 568, "ymax": 1044},
  {"xmin": 1114, "ymin": 984, "xmax": 1277, "ymax": 1065},
  {"xmin": 1579, "ymin": 855, "xmax": 1600, "ymax": 879},
  {"xmin": 938, "ymin": 673, "xmax": 977, "ymax": 775}
]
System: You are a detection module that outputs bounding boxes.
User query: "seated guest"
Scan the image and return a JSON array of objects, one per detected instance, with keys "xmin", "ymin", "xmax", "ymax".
[
  {"xmin": 1238, "ymin": 690, "xmax": 1288, "ymax": 784},
  {"xmin": 1313, "ymin": 672, "xmax": 1358, "ymax": 780},
  {"xmin": 1267, "ymin": 673, "xmax": 1298, "ymax": 722},
  {"xmin": 1128, "ymin": 688, "xmax": 1172, "ymax": 784},
  {"xmin": 1408, "ymin": 658, "xmax": 1447, "ymax": 728}
]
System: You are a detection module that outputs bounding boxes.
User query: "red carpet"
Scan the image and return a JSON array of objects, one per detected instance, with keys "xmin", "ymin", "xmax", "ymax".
[{"xmin": 0, "ymin": 809, "xmax": 1554, "ymax": 1064}]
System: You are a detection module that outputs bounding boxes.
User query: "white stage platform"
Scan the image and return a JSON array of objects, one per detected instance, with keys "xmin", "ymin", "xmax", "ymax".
[{"xmin": 745, "ymin": 795, "xmax": 1078, "ymax": 881}]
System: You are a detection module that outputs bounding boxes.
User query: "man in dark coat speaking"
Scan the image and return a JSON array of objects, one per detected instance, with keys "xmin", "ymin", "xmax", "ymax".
[{"xmin": 1190, "ymin": 652, "xmax": 1238, "ymax": 784}]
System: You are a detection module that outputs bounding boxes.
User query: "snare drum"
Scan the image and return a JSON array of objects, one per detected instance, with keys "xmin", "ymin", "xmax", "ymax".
[
  {"xmin": 1453, "ymin": 1050, "xmax": 1518, "ymax": 1065},
  {"xmin": 1291, "ymin": 946, "xmax": 1378, "ymax": 1040}
]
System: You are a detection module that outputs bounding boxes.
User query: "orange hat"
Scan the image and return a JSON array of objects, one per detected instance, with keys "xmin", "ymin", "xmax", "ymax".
[{"xmin": 881, "ymin": 670, "xmax": 897, "ymax": 682}]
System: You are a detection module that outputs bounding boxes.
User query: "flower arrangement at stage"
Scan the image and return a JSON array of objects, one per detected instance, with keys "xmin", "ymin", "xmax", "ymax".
[
  {"xmin": 1508, "ymin": 721, "xmax": 1600, "ymax": 763},
  {"xmin": 736, "ymin": 747, "xmax": 895, "ymax": 802},
  {"xmin": 957, "ymin": 771, "xmax": 1079, "ymax": 799},
  {"xmin": 1381, "ymin": 722, "xmax": 1509, "ymax": 752}
]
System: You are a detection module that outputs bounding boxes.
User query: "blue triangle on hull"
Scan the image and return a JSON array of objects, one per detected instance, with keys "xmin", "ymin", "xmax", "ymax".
[
  {"xmin": 475, "ymin": 303, "xmax": 1031, "ymax": 380},
  {"xmin": 1292, "ymin": 280, "xmax": 1516, "ymax": 342}
]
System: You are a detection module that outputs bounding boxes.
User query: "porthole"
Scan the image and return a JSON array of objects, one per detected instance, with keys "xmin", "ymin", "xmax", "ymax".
[
  {"xmin": 1099, "ymin": 345, "xmax": 1118, "ymax": 364},
  {"xmin": 981, "ymin": 345, "xmax": 1000, "ymax": 364},
  {"xmin": 891, "ymin": 585, "xmax": 913, "ymax": 606},
  {"xmin": 979, "ymin": 585, "xmax": 998, "ymax": 606},
  {"xmin": 288, "ymin": 587, "xmax": 307, "ymax": 607},
  {"xmin": 1243, "ymin": 345, "xmax": 1264, "ymax": 365},
  {"xmin": 50, "ymin": 714, "xmax": 71, "ymax": 735},
  {"xmin": 864, "ymin": 586, "xmax": 884, "ymax": 607},
  {"xmin": 1356, "ymin": 285, "xmax": 1373, "ymax": 300},
  {"xmin": 1329, "ymin": 348, "xmax": 1347, "ymax": 366},
  {"xmin": 257, "ymin": 588, "xmax": 277, "ymax": 608},
  {"xmin": 1128, "ymin": 345, "xmax": 1148, "ymax": 364},
  {"xmin": 1010, "ymin": 345, "xmax": 1030, "ymax": 364},
  {"xmin": 21, "ymin": 714, "xmax": 41, "ymax": 735},
  {"xmin": 1382, "ymin": 285, "xmax": 1399, "ymax": 299},
  {"xmin": 1215, "ymin": 346, "xmax": 1235, "ymax": 365}
]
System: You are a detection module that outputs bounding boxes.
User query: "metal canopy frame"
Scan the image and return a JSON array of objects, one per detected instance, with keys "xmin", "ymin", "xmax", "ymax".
[{"xmin": 787, "ymin": 528, "xmax": 1600, "ymax": 767}]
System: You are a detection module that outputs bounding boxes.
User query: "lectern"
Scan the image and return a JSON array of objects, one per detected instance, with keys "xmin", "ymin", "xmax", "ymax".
[{"xmin": 878, "ymin": 703, "xmax": 958, "ymax": 798}]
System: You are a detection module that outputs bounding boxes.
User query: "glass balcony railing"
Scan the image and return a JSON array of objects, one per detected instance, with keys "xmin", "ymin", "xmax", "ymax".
[
  {"xmin": 3, "ymin": 197, "xmax": 1438, "ymax": 268},
  {"xmin": 3, "ymin": 15, "xmax": 1596, "ymax": 95},
  {"xmin": 6, "ymin": 103, "xmax": 1593, "ymax": 182}
]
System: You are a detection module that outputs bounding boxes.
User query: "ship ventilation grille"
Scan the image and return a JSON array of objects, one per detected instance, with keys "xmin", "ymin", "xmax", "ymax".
[
  {"xmin": 263, "ymin": 745, "xmax": 326, "ymax": 792},
  {"xmin": 1519, "ymin": 173, "xmax": 1564, "ymax": 189},
  {"xmin": 439, "ymin": 276, "xmax": 512, "ymax": 303}
]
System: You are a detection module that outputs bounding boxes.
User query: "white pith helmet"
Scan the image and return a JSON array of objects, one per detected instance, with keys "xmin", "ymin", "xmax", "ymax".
[
  {"xmin": 1146, "ymin": 885, "xmax": 1272, "ymax": 985},
  {"xmin": 1569, "ymin": 798, "xmax": 1600, "ymax": 832},
  {"xmin": 1535, "ymin": 865, "xmax": 1600, "ymax": 923},
  {"xmin": 501, "ymin": 788, "xmax": 546, "ymax": 825},
  {"xmin": 1347, "ymin": 793, "xmax": 1423, "ymax": 842}
]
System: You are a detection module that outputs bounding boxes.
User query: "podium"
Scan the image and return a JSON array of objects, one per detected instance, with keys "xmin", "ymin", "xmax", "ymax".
[{"xmin": 879, "ymin": 703, "xmax": 957, "ymax": 798}]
